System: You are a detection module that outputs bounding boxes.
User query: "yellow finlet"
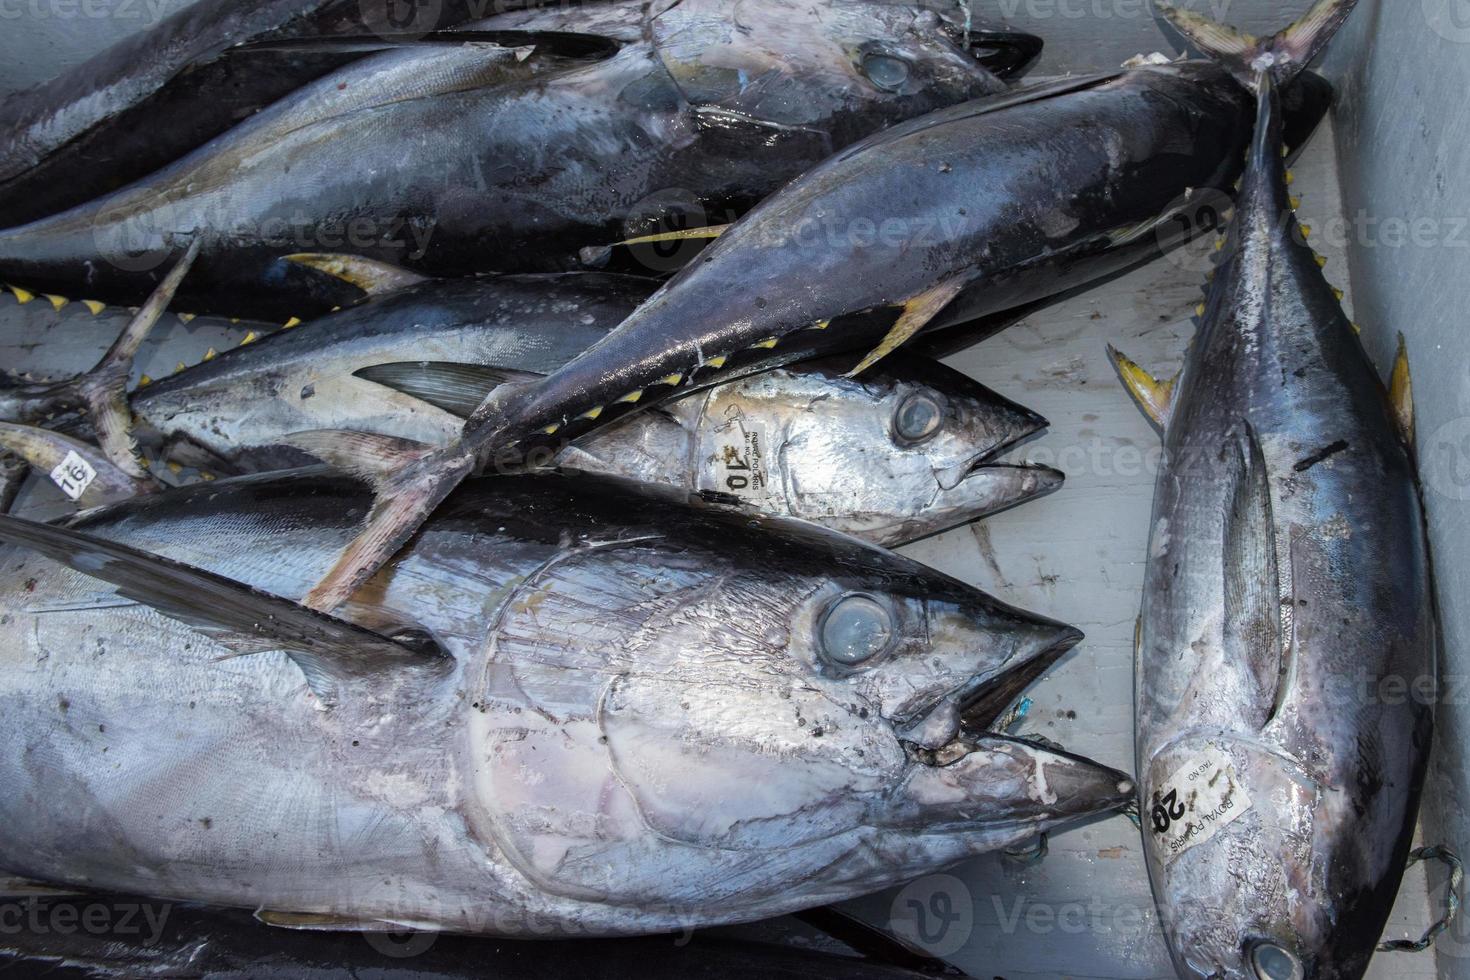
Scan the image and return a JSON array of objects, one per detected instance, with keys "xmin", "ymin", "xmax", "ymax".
[
  {"xmin": 656, "ymin": 373, "xmax": 683, "ymax": 387},
  {"xmin": 1314, "ymin": 253, "xmax": 1328, "ymax": 268},
  {"xmin": 1285, "ymin": 170, "xmax": 1296, "ymax": 185},
  {"xmin": 1107, "ymin": 346, "xmax": 1176, "ymax": 432},
  {"xmin": 749, "ymin": 337, "xmax": 779, "ymax": 350},
  {"xmin": 82, "ymin": 300, "xmax": 106, "ymax": 315},
  {"xmin": 239, "ymin": 331, "xmax": 259, "ymax": 346},
  {"xmin": 616, "ymin": 389, "xmax": 644, "ymax": 404},
  {"xmin": 1333, "ymin": 287, "xmax": 1345, "ymax": 302},
  {"xmin": 166, "ymin": 461, "xmax": 183, "ymax": 475},
  {"xmin": 847, "ymin": 277, "xmax": 969, "ymax": 378},
  {"xmin": 1289, "ymin": 196, "xmax": 1302, "ymax": 210},
  {"xmin": 137, "ymin": 374, "xmax": 153, "ymax": 388},
  {"xmin": 578, "ymin": 405, "xmax": 604, "ymax": 421},
  {"xmin": 809, "ymin": 319, "xmax": 831, "ymax": 331},
  {"xmin": 44, "ymin": 294, "xmax": 68, "ymax": 312},
  {"xmin": 283, "ymin": 316, "xmax": 302, "ymax": 329},
  {"xmin": 229, "ymin": 318, "xmax": 242, "ymax": 325},
  {"xmin": 7, "ymin": 284, "xmax": 34, "ymax": 304},
  {"xmin": 542, "ymin": 423, "xmax": 561, "ymax": 435},
  {"xmin": 1195, "ymin": 303, "xmax": 1207, "ymax": 317},
  {"xmin": 705, "ymin": 355, "xmax": 728, "ymax": 370},
  {"xmin": 1351, "ymin": 321, "xmax": 1362, "ymax": 335},
  {"xmin": 201, "ymin": 472, "xmax": 216, "ymax": 482},
  {"xmin": 1389, "ymin": 333, "xmax": 1415, "ymax": 446},
  {"xmin": 177, "ymin": 312, "xmax": 196, "ymax": 323},
  {"xmin": 174, "ymin": 362, "xmax": 187, "ymax": 375},
  {"xmin": 202, "ymin": 347, "xmax": 218, "ymax": 361}
]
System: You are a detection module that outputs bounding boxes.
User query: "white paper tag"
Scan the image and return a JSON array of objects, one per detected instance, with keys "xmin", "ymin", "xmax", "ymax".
[
  {"xmin": 49, "ymin": 450, "xmax": 97, "ymax": 502},
  {"xmin": 711, "ymin": 419, "xmax": 769, "ymax": 501},
  {"xmin": 1148, "ymin": 745, "xmax": 1252, "ymax": 862}
]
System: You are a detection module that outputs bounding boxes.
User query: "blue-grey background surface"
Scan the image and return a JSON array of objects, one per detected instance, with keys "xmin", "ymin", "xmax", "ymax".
[{"xmin": 0, "ymin": 1, "xmax": 1462, "ymax": 976}]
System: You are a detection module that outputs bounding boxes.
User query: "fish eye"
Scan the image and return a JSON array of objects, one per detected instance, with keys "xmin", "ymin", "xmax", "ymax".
[
  {"xmin": 819, "ymin": 594, "xmax": 894, "ymax": 667},
  {"xmin": 861, "ymin": 52, "xmax": 912, "ymax": 92},
  {"xmin": 893, "ymin": 391, "xmax": 946, "ymax": 444},
  {"xmin": 1250, "ymin": 942, "xmax": 1303, "ymax": 980}
]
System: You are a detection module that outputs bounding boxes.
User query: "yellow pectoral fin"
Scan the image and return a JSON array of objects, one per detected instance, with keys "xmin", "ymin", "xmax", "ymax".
[
  {"xmin": 1108, "ymin": 345, "xmax": 1176, "ymax": 432},
  {"xmin": 846, "ymin": 277, "xmax": 970, "ymax": 378},
  {"xmin": 1389, "ymin": 332, "xmax": 1414, "ymax": 447},
  {"xmin": 284, "ymin": 253, "xmax": 429, "ymax": 296},
  {"xmin": 616, "ymin": 225, "xmax": 730, "ymax": 247}
]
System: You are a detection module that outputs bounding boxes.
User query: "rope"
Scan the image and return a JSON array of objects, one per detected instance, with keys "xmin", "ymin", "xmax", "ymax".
[{"xmin": 1378, "ymin": 845, "xmax": 1463, "ymax": 953}]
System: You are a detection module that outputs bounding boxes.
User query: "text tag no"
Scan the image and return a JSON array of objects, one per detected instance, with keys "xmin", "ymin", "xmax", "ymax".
[{"xmin": 50, "ymin": 450, "xmax": 97, "ymax": 502}]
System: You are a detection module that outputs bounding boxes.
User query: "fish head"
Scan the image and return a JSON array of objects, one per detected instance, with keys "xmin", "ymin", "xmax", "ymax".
[
  {"xmin": 465, "ymin": 498, "xmax": 1129, "ymax": 923},
  {"xmin": 722, "ymin": 353, "xmax": 1060, "ymax": 545},
  {"xmin": 650, "ymin": 0, "xmax": 1028, "ymax": 139},
  {"xmin": 1141, "ymin": 732, "xmax": 1412, "ymax": 980}
]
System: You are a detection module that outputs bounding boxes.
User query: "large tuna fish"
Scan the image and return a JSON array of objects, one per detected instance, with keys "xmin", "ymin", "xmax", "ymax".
[
  {"xmin": 0, "ymin": 470, "xmax": 1132, "ymax": 936},
  {"xmin": 0, "ymin": 0, "xmax": 1038, "ymax": 320},
  {"xmin": 297, "ymin": 48, "xmax": 1336, "ymax": 611},
  {"xmin": 0, "ymin": 0, "xmax": 489, "ymax": 225},
  {"xmin": 1110, "ymin": 3, "xmax": 1434, "ymax": 978},
  {"xmin": 0, "ymin": 268, "xmax": 1058, "ymax": 546}
]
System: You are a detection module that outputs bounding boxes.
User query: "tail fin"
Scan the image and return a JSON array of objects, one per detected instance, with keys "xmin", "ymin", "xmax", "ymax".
[
  {"xmin": 1156, "ymin": 0, "xmax": 1360, "ymax": 89},
  {"xmin": 0, "ymin": 421, "xmax": 152, "ymax": 507}
]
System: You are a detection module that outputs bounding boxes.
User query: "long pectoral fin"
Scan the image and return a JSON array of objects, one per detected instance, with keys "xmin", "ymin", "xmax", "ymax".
[
  {"xmin": 284, "ymin": 253, "xmax": 430, "ymax": 297},
  {"xmin": 0, "ymin": 515, "xmax": 448, "ymax": 704},
  {"xmin": 1221, "ymin": 423, "xmax": 1284, "ymax": 731},
  {"xmin": 846, "ymin": 277, "xmax": 971, "ymax": 378},
  {"xmin": 239, "ymin": 29, "xmax": 621, "ymax": 60},
  {"xmin": 1390, "ymin": 333, "xmax": 1415, "ymax": 447},
  {"xmin": 354, "ymin": 362, "xmax": 543, "ymax": 418},
  {"xmin": 1107, "ymin": 346, "xmax": 1176, "ymax": 433},
  {"xmin": 0, "ymin": 422, "xmax": 150, "ymax": 507}
]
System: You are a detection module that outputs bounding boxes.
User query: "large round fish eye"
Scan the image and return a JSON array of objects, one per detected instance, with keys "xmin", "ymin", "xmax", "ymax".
[
  {"xmin": 861, "ymin": 53, "xmax": 912, "ymax": 92},
  {"xmin": 894, "ymin": 391, "xmax": 946, "ymax": 444},
  {"xmin": 1250, "ymin": 942, "xmax": 1302, "ymax": 980},
  {"xmin": 819, "ymin": 594, "xmax": 894, "ymax": 666}
]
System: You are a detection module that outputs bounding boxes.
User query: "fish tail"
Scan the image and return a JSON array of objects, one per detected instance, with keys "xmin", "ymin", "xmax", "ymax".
[{"xmin": 1155, "ymin": 0, "xmax": 1360, "ymax": 90}]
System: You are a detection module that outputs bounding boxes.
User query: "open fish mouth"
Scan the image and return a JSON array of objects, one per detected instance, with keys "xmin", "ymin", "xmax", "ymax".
[
  {"xmin": 935, "ymin": 425, "xmax": 1064, "ymax": 494},
  {"xmin": 896, "ymin": 618, "xmax": 1085, "ymax": 758},
  {"xmin": 938, "ymin": 23, "xmax": 1045, "ymax": 78}
]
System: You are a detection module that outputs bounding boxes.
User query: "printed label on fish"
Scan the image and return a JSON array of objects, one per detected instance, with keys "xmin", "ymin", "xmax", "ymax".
[
  {"xmin": 710, "ymin": 414, "xmax": 770, "ymax": 501},
  {"xmin": 49, "ymin": 450, "xmax": 97, "ymax": 502},
  {"xmin": 1149, "ymin": 745, "xmax": 1252, "ymax": 862}
]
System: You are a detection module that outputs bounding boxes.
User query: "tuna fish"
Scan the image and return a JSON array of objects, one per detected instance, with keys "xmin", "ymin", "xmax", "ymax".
[
  {"xmin": 0, "ymin": 267, "xmax": 1058, "ymax": 546},
  {"xmin": 0, "ymin": 0, "xmax": 487, "ymax": 225},
  {"xmin": 0, "ymin": 0, "xmax": 1038, "ymax": 320},
  {"xmin": 0, "ymin": 469, "xmax": 1132, "ymax": 936},
  {"xmin": 298, "ymin": 50, "xmax": 1336, "ymax": 611},
  {"xmin": 1111, "ymin": 3, "xmax": 1434, "ymax": 978}
]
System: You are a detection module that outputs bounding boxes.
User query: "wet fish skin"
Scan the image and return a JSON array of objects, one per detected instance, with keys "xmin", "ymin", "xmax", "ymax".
[
  {"xmin": 1129, "ymin": 4, "xmax": 1432, "ymax": 978},
  {"xmin": 0, "ymin": 0, "xmax": 492, "ymax": 225},
  {"xmin": 0, "ymin": 0, "xmax": 1025, "ymax": 319},
  {"xmin": 0, "ymin": 469, "xmax": 1130, "ymax": 936},
  {"xmin": 98, "ymin": 272, "xmax": 1058, "ymax": 547},
  {"xmin": 456, "ymin": 62, "xmax": 1334, "ymax": 466}
]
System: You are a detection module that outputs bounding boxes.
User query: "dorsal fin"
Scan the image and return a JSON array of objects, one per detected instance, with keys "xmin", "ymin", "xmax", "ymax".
[
  {"xmin": 0, "ymin": 514, "xmax": 448, "ymax": 704},
  {"xmin": 354, "ymin": 362, "xmax": 543, "ymax": 418},
  {"xmin": 284, "ymin": 253, "xmax": 429, "ymax": 297},
  {"xmin": 1221, "ymin": 422, "xmax": 1283, "ymax": 730}
]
